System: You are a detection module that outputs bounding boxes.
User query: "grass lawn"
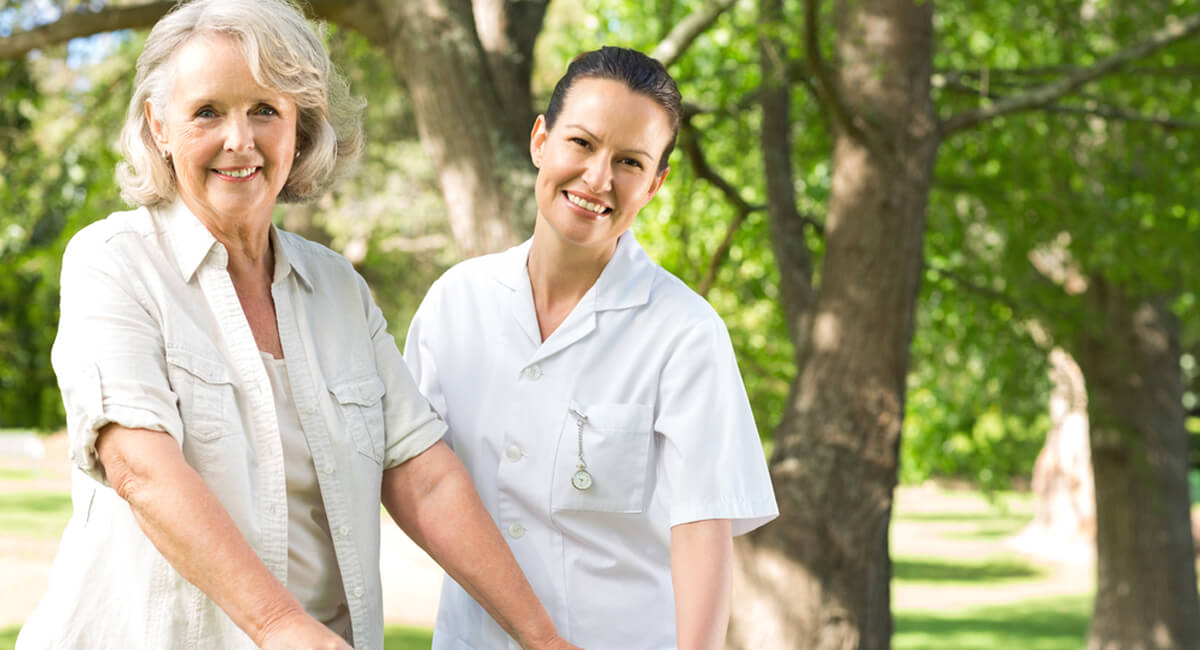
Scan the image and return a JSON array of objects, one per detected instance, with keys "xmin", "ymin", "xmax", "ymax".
[
  {"xmin": 0, "ymin": 624, "xmax": 432, "ymax": 649},
  {"xmin": 0, "ymin": 491, "xmax": 72, "ymax": 540},
  {"xmin": 895, "ymin": 594, "xmax": 1091, "ymax": 650}
]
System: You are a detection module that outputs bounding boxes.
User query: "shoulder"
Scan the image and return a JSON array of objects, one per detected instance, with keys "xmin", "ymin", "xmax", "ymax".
[
  {"xmin": 64, "ymin": 207, "xmax": 155, "ymax": 258},
  {"xmin": 427, "ymin": 245, "xmax": 515, "ymax": 298},
  {"xmin": 276, "ymin": 229, "xmax": 363, "ymax": 285},
  {"xmin": 645, "ymin": 264, "xmax": 724, "ymax": 330}
]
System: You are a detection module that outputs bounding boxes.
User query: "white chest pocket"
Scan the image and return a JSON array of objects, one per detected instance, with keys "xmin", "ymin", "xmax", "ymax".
[
  {"xmin": 329, "ymin": 375, "xmax": 386, "ymax": 464},
  {"xmin": 551, "ymin": 402, "xmax": 653, "ymax": 513},
  {"xmin": 165, "ymin": 348, "xmax": 235, "ymax": 442}
]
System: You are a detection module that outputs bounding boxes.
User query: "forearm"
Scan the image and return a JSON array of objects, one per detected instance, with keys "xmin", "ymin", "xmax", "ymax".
[
  {"xmin": 670, "ymin": 518, "xmax": 733, "ymax": 650},
  {"xmin": 98, "ymin": 424, "xmax": 310, "ymax": 646},
  {"xmin": 382, "ymin": 441, "xmax": 566, "ymax": 650}
]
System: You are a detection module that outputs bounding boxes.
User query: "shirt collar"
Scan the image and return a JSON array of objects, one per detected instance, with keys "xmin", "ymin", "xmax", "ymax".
[
  {"xmin": 496, "ymin": 230, "xmax": 655, "ymax": 312},
  {"xmin": 155, "ymin": 200, "xmax": 312, "ymax": 290}
]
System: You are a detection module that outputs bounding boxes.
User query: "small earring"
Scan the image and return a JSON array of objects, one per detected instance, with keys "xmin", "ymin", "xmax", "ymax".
[
  {"xmin": 162, "ymin": 150, "xmax": 171, "ymax": 161},
  {"xmin": 294, "ymin": 150, "xmax": 301, "ymax": 159}
]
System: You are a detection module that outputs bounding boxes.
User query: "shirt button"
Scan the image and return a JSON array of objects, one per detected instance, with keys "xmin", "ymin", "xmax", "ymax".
[
  {"xmin": 352, "ymin": 586, "xmax": 364, "ymax": 599},
  {"xmin": 336, "ymin": 526, "xmax": 349, "ymax": 539},
  {"xmin": 523, "ymin": 364, "xmax": 542, "ymax": 380},
  {"xmin": 507, "ymin": 522, "xmax": 526, "ymax": 539},
  {"xmin": 320, "ymin": 462, "xmax": 334, "ymax": 475},
  {"xmin": 505, "ymin": 445, "xmax": 522, "ymax": 461}
]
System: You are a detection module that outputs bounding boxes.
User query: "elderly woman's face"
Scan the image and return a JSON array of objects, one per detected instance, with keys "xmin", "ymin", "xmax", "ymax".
[{"xmin": 148, "ymin": 34, "xmax": 297, "ymax": 234}]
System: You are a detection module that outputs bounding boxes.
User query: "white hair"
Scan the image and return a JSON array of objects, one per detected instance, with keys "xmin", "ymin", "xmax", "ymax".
[{"xmin": 116, "ymin": 0, "xmax": 364, "ymax": 206}]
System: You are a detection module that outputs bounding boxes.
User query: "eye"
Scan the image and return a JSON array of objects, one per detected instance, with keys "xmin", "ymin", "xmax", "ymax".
[
  {"xmin": 569, "ymin": 136, "xmax": 591, "ymax": 149},
  {"xmin": 255, "ymin": 104, "xmax": 279, "ymax": 117},
  {"xmin": 620, "ymin": 157, "xmax": 645, "ymax": 169},
  {"xmin": 195, "ymin": 107, "xmax": 217, "ymax": 119}
]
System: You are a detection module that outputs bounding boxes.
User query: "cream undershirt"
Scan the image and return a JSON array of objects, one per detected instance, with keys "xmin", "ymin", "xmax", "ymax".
[{"xmin": 261, "ymin": 352, "xmax": 351, "ymax": 639}]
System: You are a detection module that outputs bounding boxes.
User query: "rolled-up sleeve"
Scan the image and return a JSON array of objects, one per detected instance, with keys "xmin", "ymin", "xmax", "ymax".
[
  {"xmin": 655, "ymin": 313, "xmax": 779, "ymax": 536},
  {"xmin": 361, "ymin": 276, "xmax": 446, "ymax": 470},
  {"xmin": 51, "ymin": 230, "xmax": 183, "ymax": 486}
]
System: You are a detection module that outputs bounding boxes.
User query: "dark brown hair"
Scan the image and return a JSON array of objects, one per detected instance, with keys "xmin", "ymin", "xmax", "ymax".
[{"xmin": 544, "ymin": 46, "xmax": 681, "ymax": 174}]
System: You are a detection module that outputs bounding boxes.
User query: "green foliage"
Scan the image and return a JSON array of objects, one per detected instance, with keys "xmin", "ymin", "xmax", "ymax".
[{"xmin": 0, "ymin": 36, "xmax": 132, "ymax": 429}]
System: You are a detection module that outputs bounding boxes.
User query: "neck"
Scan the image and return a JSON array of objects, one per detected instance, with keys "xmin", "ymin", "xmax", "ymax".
[{"xmin": 525, "ymin": 224, "xmax": 621, "ymax": 340}]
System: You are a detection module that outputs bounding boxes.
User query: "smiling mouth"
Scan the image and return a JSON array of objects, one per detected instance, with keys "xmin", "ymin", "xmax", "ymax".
[
  {"xmin": 564, "ymin": 191, "xmax": 612, "ymax": 215},
  {"xmin": 212, "ymin": 166, "xmax": 260, "ymax": 179}
]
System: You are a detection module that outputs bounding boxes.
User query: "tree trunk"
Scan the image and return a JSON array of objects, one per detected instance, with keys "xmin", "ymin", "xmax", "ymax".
[
  {"xmin": 373, "ymin": 0, "xmax": 534, "ymax": 257},
  {"xmin": 730, "ymin": 1, "xmax": 938, "ymax": 648},
  {"xmin": 1074, "ymin": 282, "xmax": 1200, "ymax": 650},
  {"xmin": 1011, "ymin": 347, "xmax": 1096, "ymax": 562}
]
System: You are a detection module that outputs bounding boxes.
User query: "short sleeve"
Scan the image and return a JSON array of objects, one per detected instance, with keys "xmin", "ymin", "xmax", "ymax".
[
  {"xmin": 363, "ymin": 275, "xmax": 447, "ymax": 470},
  {"xmin": 401, "ymin": 278, "xmax": 449, "ymax": 422},
  {"xmin": 51, "ymin": 231, "xmax": 184, "ymax": 486},
  {"xmin": 655, "ymin": 314, "xmax": 778, "ymax": 536}
]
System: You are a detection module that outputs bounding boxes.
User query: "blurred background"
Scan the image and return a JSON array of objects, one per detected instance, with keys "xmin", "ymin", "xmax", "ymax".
[{"xmin": 1, "ymin": 0, "xmax": 1198, "ymax": 648}]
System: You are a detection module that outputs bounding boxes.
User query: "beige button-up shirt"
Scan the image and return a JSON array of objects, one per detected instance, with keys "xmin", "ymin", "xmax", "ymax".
[{"xmin": 18, "ymin": 201, "xmax": 444, "ymax": 650}]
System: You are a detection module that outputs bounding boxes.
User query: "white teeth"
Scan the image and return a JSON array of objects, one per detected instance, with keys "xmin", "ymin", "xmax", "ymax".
[
  {"xmin": 215, "ymin": 167, "xmax": 257, "ymax": 178},
  {"xmin": 566, "ymin": 192, "xmax": 607, "ymax": 214}
]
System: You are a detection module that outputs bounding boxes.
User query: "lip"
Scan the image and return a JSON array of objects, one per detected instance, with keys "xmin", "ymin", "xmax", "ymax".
[
  {"xmin": 211, "ymin": 166, "xmax": 262, "ymax": 182},
  {"xmin": 562, "ymin": 190, "xmax": 612, "ymax": 219}
]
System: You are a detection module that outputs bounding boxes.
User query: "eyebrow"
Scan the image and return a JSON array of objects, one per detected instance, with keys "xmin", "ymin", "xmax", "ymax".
[{"xmin": 565, "ymin": 124, "xmax": 653, "ymax": 159}]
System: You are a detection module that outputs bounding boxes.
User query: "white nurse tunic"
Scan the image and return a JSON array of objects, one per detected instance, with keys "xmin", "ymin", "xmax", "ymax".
[{"xmin": 404, "ymin": 230, "xmax": 778, "ymax": 650}]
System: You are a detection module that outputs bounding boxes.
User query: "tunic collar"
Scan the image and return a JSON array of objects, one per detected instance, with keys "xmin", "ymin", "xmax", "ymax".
[{"xmin": 495, "ymin": 229, "xmax": 656, "ymax": 312}]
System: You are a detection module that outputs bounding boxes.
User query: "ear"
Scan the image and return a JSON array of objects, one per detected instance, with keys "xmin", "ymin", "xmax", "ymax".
[
  {"xmin": 647, "ymin": 165, "xmax": 670, "ymax": 198},
  {"xmin": 146, "ymin": 100, "xmax": 168, "ymax": 153},
  {"xmin": 529, "ymin": 114, "xmax": 548, "ymax": 168}
]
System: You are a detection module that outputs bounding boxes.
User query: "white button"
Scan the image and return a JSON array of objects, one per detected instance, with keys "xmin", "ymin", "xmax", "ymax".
[
  {"xmin": 523, "ymin": 364, "xmax": 542, "ymax": 380},
  {"xmin": 352, "ymin": 586, "xmax": 364, "ymax": 598},
  {"xmin": 336, "ymin": 526, "xmax": 349, "ymax": 539},
  {"xmin": 507, "ymin": 522, "xmax": 526, "ymax": 539},
  {"xmin": 505, "ymin": 445, "xmax": 522, "ymax": 461},
  {"xmin": 300, "ymin": 404, "xmax": 316, "ymax": 416},
  {"xmin": 320, "ymin": 463, "xmax": 334, "ymax": 475}
]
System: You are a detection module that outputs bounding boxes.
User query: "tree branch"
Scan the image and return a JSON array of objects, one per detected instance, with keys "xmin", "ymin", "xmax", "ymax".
[
  {"xmin": 941, "ymin": 12, "xmax": 1200, "ymax": 136},
  {"xmin": 0, "ymin": 2, "xmax": 174, "ymax": 59},
  {"xmin": 0, "ymin": 0, "xmax": 388, "ymax": 60},
  {"xmin": 680, "ymin": 118, "xmax": 763, "ymax": 297},
  {"xmin": 803, "ymin": 0, "xmax": 862, "ymax": 141},
  {"xmin": 650, "ymin": 0, "xmax": 738, "ymax": 68}
]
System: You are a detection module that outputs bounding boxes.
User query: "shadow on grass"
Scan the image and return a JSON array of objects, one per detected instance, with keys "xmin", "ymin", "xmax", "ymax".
[
  {"xmin": 893, "ymin": 555, "xmax": 1043, "ymax": 583},
  {"xmin": 384, "ymin": 624, "xmax": 433, "ymax": 649},
  {"xmin": 0, "ymin": 491, "xmax": 72, "ymax": 540},
  {"xmin": 896, "ymin": 595, "xmax": 1091, "ymax": 650}
]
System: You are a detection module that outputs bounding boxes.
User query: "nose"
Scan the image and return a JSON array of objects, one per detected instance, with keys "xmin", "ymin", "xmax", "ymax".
[
  {"xmin": 581, "ymin": 154, "xmax": 612, "ymax": 193},
  {"xmin": 223, "ymin": 114, "xmax": 255, "ymax": 153}
]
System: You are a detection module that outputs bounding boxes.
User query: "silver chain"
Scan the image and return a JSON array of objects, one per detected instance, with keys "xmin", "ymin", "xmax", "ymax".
[{"xmin": 570, "ymin": 407, "xmax": 588, "ymax": 470}]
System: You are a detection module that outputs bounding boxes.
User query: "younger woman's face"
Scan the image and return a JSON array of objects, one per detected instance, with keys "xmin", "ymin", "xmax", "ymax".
[{"xmin": 530, "ymin": 77, "xmax": 673, "ymax": 253}]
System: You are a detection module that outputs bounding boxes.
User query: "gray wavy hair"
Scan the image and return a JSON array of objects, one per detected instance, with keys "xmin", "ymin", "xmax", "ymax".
[{"xmin": 117, "ymin": 0, "xmax": 363, "ymax": 206}]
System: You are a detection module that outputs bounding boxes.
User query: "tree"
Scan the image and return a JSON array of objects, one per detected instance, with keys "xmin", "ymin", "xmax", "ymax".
[
  {"xmin": 727, "ymin": 1, "xmax": 1200, "ymax": 648},
  {"xmin": 4, "ymin": 1, "xmax": 1200, "ymax": 647}
]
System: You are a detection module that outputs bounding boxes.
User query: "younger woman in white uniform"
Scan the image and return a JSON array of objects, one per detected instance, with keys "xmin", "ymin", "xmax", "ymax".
[{"xmin": 404, "ymin": 47, "xmax": 778, "ymax": 649}]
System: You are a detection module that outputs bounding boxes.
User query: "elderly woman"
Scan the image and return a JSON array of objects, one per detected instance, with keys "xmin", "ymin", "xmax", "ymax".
[
  {"xmin": 404, "ymin": 47, "xmax": 778, "ymax": 650},
  {"xmin": 17, "ymin": 1, "xmax": 570, "ymax": 649}
]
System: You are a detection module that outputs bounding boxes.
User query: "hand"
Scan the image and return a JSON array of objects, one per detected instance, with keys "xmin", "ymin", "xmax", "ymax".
[{"xmin": 258, "ymin": 610, "xmax": 352, "ymax": 650}]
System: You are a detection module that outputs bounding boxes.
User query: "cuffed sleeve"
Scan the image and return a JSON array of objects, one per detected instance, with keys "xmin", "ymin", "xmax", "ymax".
[
  {"xmin": 362, "ymin": 275, "xmax": 447, "ymax": 470},
  {"xmin": 51, "ymin": 229, "xmax": 183, "ymax": 486}
]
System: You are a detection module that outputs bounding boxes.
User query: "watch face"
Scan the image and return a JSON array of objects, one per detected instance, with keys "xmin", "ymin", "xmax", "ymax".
[{"xmin": 571, "ymin": 469, "xmax": 594, "ymax": 491}]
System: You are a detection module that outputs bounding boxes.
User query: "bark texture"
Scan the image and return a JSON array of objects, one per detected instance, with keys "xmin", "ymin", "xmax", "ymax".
[
  {"xmin": 730, "ymin": 1, "xmax": 939, "ymax": 648},
  {"xmin": 1074, "ymin": 282, "xmax": 1200, "ymax": 650},
  {"xmin": 373, "ymin": 0, "xmax": 533, "ymax": 258},
  {"xmin": 1012, "ymin": 348, "xmax": 1096, "ymax": 563}
]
